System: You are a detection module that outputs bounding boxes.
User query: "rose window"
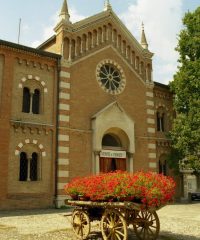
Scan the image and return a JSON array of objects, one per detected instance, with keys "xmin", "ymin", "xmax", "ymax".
[{"xmin": 96, "ymin": 60, "xmax": 126, "ymax": 95}]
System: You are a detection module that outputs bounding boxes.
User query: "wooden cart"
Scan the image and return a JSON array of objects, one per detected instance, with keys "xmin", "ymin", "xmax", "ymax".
[{"xmin": 66, "ymin": 199, "xmax": 161, "ymax": 240}]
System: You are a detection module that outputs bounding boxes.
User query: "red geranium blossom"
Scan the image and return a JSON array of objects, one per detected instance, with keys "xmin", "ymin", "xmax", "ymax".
[{"xmin": 64, "ymin": 171, "xmax": 176, "ymax": 208}]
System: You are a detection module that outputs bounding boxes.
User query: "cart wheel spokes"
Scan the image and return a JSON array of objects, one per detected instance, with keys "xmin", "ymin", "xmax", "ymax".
[
  {"xmin": 133, "ymin": 210, "xmax": 160, "ymax": 240},
  {"xmin": 101, "ymin": 209, "xmax": 128, "ymax": 240},
  {"xmin": 72, "ymin": 210, "xmax": 90, "ymax": 240}
]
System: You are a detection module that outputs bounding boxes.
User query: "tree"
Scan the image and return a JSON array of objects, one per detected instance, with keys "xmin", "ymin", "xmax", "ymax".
[{"xmin": 169, "ymin": 7, "xmax": 200, "ymax": 175}]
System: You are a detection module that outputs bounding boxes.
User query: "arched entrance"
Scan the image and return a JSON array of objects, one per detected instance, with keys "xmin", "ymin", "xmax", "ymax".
[
  {"xmin": 100, "ymin": 133, "xmax": 126, "ymax": 172},
  {"xmin": 91, "ymin": 101, "xmax": 135, "ymax": 174}
]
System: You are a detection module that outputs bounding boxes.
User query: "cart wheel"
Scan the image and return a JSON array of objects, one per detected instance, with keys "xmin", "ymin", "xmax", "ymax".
[
  {"xmin": 72, "ymin": 209, "xmax": 90, "ymax": 239},
  {"xmin": 101, "ymin": 209, "xmax": 128, "ymax": 240},
  {"xmin": 133, "ymin": 210, "xmax": 160, "ymax": 240}
]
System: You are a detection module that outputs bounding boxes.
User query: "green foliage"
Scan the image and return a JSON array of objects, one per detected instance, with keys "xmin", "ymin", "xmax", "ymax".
[
  {"xmin": 166, "ymin": 149, "xmax": 183, "ymax": 175},
  {"xmin": 169, "ymin": 7, "xmax": 200, "ymax": 173}
]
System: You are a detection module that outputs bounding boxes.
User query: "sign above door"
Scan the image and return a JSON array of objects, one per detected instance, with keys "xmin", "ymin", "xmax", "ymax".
[{"xmin": 100, "ymin": 150, "xmax": 126, "ymax": 158}]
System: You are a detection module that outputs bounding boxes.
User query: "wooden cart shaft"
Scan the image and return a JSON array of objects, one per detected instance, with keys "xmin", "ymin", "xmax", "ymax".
[{"xmin": 66, "ymin": 199, "xmax": 161, "ymax": 211}]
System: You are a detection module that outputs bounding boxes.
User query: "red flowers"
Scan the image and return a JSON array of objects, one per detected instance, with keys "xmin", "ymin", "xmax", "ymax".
[{"xmin": 64, "ymin": 171, "xmax": 176, "ymax": 208}]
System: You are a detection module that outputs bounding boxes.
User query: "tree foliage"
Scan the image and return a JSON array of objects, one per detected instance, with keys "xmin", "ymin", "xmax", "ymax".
[{"xmin": 169, "ymin": 7, "xmax": 200, "ymax": 173}]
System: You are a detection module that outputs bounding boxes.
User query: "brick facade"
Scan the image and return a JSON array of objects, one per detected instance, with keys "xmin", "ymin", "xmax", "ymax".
[
  {"xmin": 0, "ymin": 41, "xmax": 60, "ymax": 209},
  {"xmin": 0, "ymin": 1, "xmax": 176, "ymax": 209}
]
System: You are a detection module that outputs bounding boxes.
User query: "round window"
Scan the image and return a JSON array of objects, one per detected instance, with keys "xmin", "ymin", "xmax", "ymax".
[{"xmin": 96, "ymin": 60, "xmax": 126, "ymax": 95}]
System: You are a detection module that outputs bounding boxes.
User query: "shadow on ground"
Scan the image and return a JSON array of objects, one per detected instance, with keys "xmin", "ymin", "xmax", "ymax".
[
  {"xmin": 84, "ymin": 229, "xmax": 200, "ymax": 240},
  {"xmin": 0, "ymin": 208, "xmax": 73, "ymax": 217},
  {"xmin": 159, "ymin": 231, "xmax": 200, "ymax": 240},
  {"xmin": 1, "ymin": 202, "xmax": 200, "ymax": 218}
]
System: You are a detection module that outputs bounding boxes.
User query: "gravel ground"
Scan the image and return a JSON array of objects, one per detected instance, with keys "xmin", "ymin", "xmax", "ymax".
[{"xmin": 0, "ymin": 203, "xmax": 199, "ymax": 240}]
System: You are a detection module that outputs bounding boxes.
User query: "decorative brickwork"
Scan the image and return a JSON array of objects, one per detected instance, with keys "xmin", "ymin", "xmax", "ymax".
[
  {"xmin": 14, "ymin": 139, "xmax": 47, "ymax": 157},
  {"xmin": 18, "ymin": 75, "xmax": 48, "ymax": 93},
  {"xmin": 56, "ymin": 59, "xmax": 71, "ymax": 207},
  {"xmin": 0, "ymin": 1, "xmax": 175, "ymax": 209}
]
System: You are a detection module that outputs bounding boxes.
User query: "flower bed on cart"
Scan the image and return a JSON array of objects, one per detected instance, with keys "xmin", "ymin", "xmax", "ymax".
[{"xmin": 64, "ymin": 171, "xmax": 176, "ymax": 208}]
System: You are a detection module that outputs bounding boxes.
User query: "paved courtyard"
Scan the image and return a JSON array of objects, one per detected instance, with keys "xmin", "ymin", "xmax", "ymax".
[{"xmin": 0, "ymin": 202, "xmax": 199, "ymax": 239}]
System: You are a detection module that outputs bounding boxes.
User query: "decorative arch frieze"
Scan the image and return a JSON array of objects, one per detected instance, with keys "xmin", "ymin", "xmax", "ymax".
[
  {"xmin": 156, "ymin": 104, "xmax": 169, "ymax": 111},
  {"xmin": 155, "ymin": 104, "xmax": 170, "ymax": 117},
  {"xmin": 14, "ymin": 139, "xmax": 47, "ymax": 157},
  {"xmin": 18, "ymin": 74, "xmax": 48, "ymax": 93},
  {"xmin": 154, "ymin": 91, "xmax": 171, "ymax": 99},
  {"xmin": 62, "ymin": 19, "xmax": 153, "ymax": 84}
]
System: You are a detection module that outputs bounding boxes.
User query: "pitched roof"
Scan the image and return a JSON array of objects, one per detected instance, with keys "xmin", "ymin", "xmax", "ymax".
[
  {"xmin": 0, "ymin": 39, "xmax": 61, "ymax": 59},
  {"xmin": 39, "ymin": 3, "xmax": 153, "ymax": 58}
]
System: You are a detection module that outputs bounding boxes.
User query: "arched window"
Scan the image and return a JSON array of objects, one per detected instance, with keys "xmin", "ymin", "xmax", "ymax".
[
  {"xmin": 157, "ymin": 107, "xmax": 165, "ymax": 132},
  {"xmin": 32, "ymin": 89, "xmax": 40, "ymax": 114},
  {"xmin": 71, "ymin": 39, "xmax": 76, "ymax": 58},
  {"xmin": 159, "ymin": 159, "xmax": 167, "ymax": 175},
  {"xmin": 19, "ymin": 152, "xmax": 28, "ymax": 181},
  {"xmin": 19, "ymin": 151, "xmax": 39, "ymax": 182},
  {"xmin": 22, "ymin": 87, "xmax": 31, "ymax": 113},
  {"xmin": 159, "ymin": 155, "xmax": 167, "ymax": 175},
  {"xmin": 30, "ymin": 152, "xmax": 38, "ymax": 181},
  {"xmin": 102, "ymin": 134, "xmax": 122, "ymax": 147},
  {"xmin": 22, "ymin": 87, "xmax": 40, "ymax": 114}
]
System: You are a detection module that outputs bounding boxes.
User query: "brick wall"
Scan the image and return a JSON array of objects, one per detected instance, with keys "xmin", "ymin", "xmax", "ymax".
[{"xmin": 0, "ymin": 44, "xmax": 58, "ymax": 209}]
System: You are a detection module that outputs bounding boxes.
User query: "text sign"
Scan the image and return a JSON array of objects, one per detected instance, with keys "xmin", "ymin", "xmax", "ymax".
[{"xmin": 100, "ymin": 150, "xmax": 126, "ymax": 159}]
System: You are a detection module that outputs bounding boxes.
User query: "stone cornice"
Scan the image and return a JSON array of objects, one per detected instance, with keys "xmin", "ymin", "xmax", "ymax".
[
  {"xmin": 156, "ymin": 140, "xmax": 171, "ymax": 147},
  {"xmin": 10, "ymin": 120, "xmax": 54, "ymax": 134}
]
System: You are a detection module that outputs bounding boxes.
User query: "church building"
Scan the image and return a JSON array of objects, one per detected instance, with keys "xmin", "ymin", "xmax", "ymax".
[{"xmin": 0, "ymin": 0, "xmax": 176, "ymax": 209}]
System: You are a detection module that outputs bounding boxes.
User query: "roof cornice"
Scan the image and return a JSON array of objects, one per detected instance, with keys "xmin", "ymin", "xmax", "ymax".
[
  {"xmin": 154, "ymin": 81, "xmax": 170, "ymax": 89},
  {"xmin": 0, "ymin": 39, "xmax": 61, "ymax": 60},
  {"xmin": 37, "ymin": 35, "xmax": 56, "ymax": 50}
]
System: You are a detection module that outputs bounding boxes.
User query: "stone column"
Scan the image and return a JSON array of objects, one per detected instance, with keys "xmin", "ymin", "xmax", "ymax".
[
  {"xmin": 27, "ymin": 157, "xmax": 31, "ymax": 181},
  {"xmin": 183, "ymin": 173, "xmax": 189, "ymax": 199},
  {"xmin": 127, "ymin": 152, "xmax": 134, "ymax": 173},
  {"xmin": 29, "ymin": 92, "xmax": 34, "ymax": 114},
  {"xmin": 93, "ymin": 150, "xmax": 100, "ymax": 174},
  {"xmin": 68, "ymin": 40, "xmax": 72, "ymax": 61}
]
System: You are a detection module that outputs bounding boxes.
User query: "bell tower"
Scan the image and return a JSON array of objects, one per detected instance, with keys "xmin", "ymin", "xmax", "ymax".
[{"xmin": 54, "ymin": 0, "xmax": 72, "ymax": 56}]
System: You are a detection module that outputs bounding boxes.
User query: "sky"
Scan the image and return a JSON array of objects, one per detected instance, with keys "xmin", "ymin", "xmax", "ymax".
[{"xmin": 0, "ymin": 0, "xmax": 199, "ymax": 84}]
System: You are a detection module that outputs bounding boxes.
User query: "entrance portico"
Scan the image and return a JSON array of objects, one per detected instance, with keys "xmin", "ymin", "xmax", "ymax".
[{"xmin": 92, "ymin": 102, "xmax": 135, "ymax": 174}]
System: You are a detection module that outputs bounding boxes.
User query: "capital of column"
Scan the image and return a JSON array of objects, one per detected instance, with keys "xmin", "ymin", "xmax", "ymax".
[
  {"xmin": 94, "ymin": 150, "xmax": 101, "ymax": 156},
  {"xmin": 127, "ymin": 152, "xmax": 134, "ymax": 158}
]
